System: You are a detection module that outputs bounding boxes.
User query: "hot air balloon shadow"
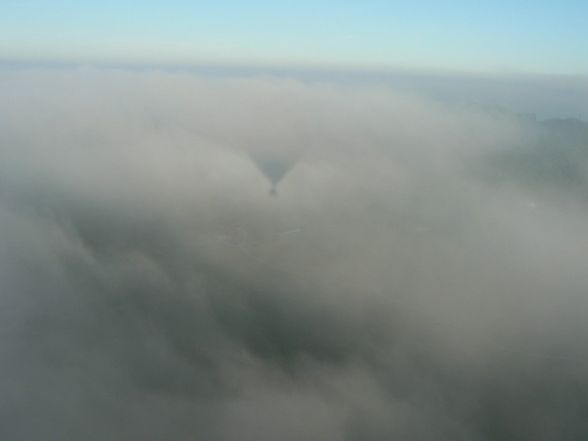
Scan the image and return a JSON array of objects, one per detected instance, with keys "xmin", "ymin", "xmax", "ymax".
[{"xmin": 250, "ymin": 153, "xmax": 298, "ymax": 196}]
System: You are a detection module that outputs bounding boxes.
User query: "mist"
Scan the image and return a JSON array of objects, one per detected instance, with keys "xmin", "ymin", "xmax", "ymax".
[{"xmin": 1, "ymin": 67, "xmax": 587, "ymax": 440}]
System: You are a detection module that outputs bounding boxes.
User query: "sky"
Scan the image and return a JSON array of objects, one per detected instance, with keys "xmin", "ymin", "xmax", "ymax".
[{"xmin": 1, "ymin": 0, "xmax": 587, "ymax": 75}]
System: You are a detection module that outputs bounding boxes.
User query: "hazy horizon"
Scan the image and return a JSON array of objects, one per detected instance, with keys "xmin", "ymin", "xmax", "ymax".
[{"xmin": 1, "ymin": 60, "xmax": 587, "ymax": 121}]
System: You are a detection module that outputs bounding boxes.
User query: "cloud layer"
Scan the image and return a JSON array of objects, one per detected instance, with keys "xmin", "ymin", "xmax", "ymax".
[{"xmin": 1, "ymin": 68, "xmax": 587, "ymax": 440}]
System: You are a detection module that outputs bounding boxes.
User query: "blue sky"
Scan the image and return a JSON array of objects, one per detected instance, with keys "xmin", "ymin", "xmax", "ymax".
[{"xmin": 1, "ymin": 0, "xmax": 586, "ymax": 74}]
